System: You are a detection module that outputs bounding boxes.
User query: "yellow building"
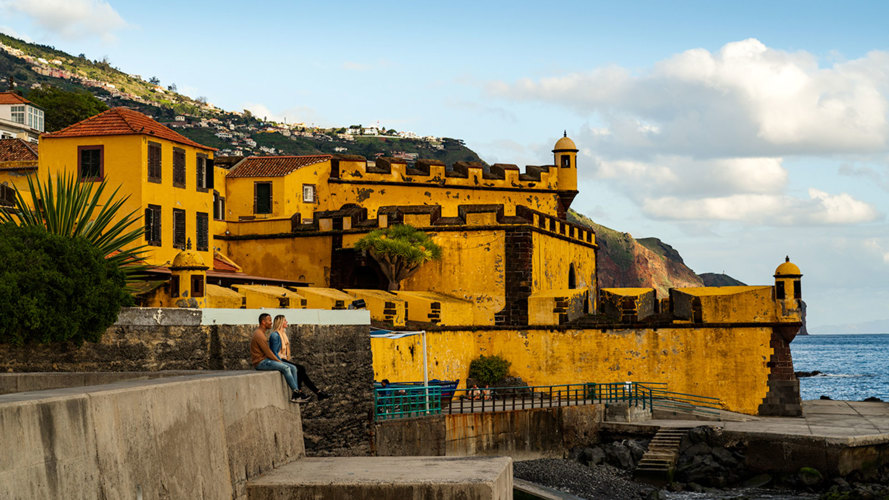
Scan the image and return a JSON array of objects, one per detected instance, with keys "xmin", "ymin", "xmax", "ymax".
[
  {"xmin": 38, "ymin": 107, "xmax": 217, "ymax": 267},
  {"xmin": 218, "ymin": 137, "xmax": 595, "ymax": 324},
  {"xmin": 14, "ymin": 107, "xmax": 805, "ymax": 416}
]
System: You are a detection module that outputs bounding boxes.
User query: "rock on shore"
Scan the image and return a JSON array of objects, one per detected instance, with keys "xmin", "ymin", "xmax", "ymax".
[{"xmin": 514, "ymin": 458, "xmax": 660, "ymax": 500}]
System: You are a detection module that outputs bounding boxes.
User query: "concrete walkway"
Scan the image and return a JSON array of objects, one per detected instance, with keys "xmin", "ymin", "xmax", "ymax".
[{"xmin": 606, "ymin": 400, "xmax": 889, "ymax": 445}]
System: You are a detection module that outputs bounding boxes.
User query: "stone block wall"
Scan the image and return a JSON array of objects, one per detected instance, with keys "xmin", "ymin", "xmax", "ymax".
[
  {"xmin": 0, "ymin": 372, "xmax": 303, "ymax": 500},
  {"xmin": 0, "ymin": 308, "xmax": 376, "ymax": 456}
]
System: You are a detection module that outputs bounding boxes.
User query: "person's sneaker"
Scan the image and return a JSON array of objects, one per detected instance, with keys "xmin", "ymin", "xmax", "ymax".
[
  {"xmin": 316, "ymin": 391, "xmax": 332, "ymax": 401},
  {"xmin": 290, "ymin": 391, "xmax": 311, "ymax": 403}
]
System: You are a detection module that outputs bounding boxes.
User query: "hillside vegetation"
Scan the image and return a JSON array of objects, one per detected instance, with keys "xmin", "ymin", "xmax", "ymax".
[
  {"xmin": 0, "ymin": 32, "xmax": 482, "ymax": 163},
  {"xmin": 2, "ymin": 31, "xmax": 745, "ymax": 295}
]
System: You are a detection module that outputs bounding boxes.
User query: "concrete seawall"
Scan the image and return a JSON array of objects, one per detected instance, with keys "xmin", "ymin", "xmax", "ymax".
[
  {"xmin": 0, "ymin": 307, "xmax": 376, "ymax": 457},
  {"xmin": 375, "ymin": 405, "xmax": 603, "ymax": 459},
  {"xmin": 0, "ymin": 372, "xmax": 304, "ymax": 500}
]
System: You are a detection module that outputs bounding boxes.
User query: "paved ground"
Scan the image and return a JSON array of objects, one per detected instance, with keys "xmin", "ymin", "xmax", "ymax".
[{"xmin": 607, "ymin": 400, "xmax": 889, "ymax": 445}]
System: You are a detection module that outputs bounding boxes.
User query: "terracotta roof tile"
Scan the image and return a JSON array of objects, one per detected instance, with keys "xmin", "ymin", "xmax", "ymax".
[
  {"xmin": 0, "ymin": 138, "xmax": 39, "ymax": 166},
  {"xmin": 43, "ymin": 107, "xmax": 215, "ymax": 151},
  {"xmin": 0, "ymin": 92, "xmax": 33, "ymax": 105},
  {"xmin": 227, "ymin": 155, "xmax": 331, "ymax": 178}
]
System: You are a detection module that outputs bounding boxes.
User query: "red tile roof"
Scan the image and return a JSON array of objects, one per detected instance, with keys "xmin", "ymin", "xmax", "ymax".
[
  {"xmin": 227, "ymin": 155, "xmax": 331, "ymax": 178},
  {"xmin": 43, "ymin": 107, "xmax": 215, "ymax": 151},
  {"xmin": 0, "ymin": 92, "xmax": 33, "ymax": 105},
  {"xmin": 0, "ymin": 138, "xmax": 39, "ymax": 166}
]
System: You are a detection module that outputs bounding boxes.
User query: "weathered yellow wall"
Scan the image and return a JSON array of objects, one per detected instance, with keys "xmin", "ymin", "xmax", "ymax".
[
  {"xmin": 399, "ymin": 230, "xmax": 506, "ymax": 325},
  {"xmin": 226, "ymin": 175, "xmax": 286, "ymax": 219},
  {"xmin": 531, "ymin": 231, "xmax": 596, "ymax": 308},
  {"xmin": 371, "ymin": 326, "xmax": 774, "ymax": 415},
  {"xmin": 674, "ymin": 286, "xmax": 776, "ymax": 323},
  {"xmin": 328, "ymin": 181, "xmax": 560, "ymax": 219},
  {"xmin": 38, "ymin": 135, "xmax": 214, "ymax": 267},
  {"xmin": 223, "ymin": 235, "xmax": 331, "ymax": 286}
]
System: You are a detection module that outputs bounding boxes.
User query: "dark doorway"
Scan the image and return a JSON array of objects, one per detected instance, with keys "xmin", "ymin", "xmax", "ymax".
[
  {"xmin": 568, "ymin": 264, "xmax": 577, "ymax": 289},
  {"xmin": 330, "ymin": 248, "xmax": 388, "ymax": 290}
]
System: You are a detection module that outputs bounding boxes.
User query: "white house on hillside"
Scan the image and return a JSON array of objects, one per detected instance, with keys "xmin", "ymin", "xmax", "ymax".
[{"xmin": 0, "ymin": 92, "xmax": 44, "ymax": 143}]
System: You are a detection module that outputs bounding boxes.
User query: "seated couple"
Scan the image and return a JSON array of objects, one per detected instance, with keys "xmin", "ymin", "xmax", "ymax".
[{"xmin": 250, "ymin": 313, "xmax": 331, "ymax": 403}]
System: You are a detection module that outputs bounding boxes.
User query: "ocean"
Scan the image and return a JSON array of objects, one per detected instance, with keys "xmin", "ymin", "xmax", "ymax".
[{"xmin": 791, "ymin": 333, "xmax": 889, "ymax": 401}]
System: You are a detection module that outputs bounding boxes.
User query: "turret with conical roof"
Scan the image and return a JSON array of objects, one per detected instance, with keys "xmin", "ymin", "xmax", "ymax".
[
  {"xmin": 774, "ymin": 256, "xmax": 802, "ymax": 321},
  {"xmin": 553, "ymin": 131, "xmax": 579, "ymax": 214},
  {"xmin": 169, "ymin": 239, "xmax": 209, "ymax": 308}
]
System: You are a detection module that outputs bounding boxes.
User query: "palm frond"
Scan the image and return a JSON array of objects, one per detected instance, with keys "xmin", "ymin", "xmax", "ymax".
[{"xmin": 0, "ymin": 172, "xmax": 148, "ymax": 287}]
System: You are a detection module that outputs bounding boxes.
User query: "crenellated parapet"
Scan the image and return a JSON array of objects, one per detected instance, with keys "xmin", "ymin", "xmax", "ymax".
[
  {"xmin": 220, "ymin": 203, "xmax": 597, "ymax": 249},
  {"xmin": 330, "ymin": 155, "xmax": 570, "ymax": 192}
]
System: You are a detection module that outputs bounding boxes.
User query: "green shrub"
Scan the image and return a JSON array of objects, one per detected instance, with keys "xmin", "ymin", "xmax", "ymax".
[
  {"xmin": 468, "ymin": 355, "xmax": 511, "ymax": 385},
  {"xmin": 0, "ymin": 224, "xmax": 130, "ymax": 345}
]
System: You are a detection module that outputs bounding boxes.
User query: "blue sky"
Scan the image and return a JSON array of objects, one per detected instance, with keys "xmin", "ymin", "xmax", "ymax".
[{"xmin": 3, "ymin": 0, "xmax": 889, "ymax": 331}]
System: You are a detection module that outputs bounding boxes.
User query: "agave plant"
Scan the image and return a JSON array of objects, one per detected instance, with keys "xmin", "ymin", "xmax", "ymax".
[{"xmin": 0, "ymin": 172, "xmax": 147, "ymax": 289}]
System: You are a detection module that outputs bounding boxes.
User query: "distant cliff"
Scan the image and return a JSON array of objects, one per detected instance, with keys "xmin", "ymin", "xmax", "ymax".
[
  {"xmin": 699, "ymin": 273, "xmax": 747, "ymax": 286},
  {"xmin": 567, "ymin": 210, "xmax": 704, "ymax": 297}
]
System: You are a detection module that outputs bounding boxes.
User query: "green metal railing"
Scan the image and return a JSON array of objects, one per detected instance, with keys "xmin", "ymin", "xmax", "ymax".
[
  {"xmin": 374, "ymin": 385, "xmax": 443, "ymax": 421},
  {"xmin": 374, "ymin": 381, "xmax": 724, "ymax": 421}
]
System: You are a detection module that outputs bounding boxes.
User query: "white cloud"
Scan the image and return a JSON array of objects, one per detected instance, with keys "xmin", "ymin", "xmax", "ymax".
[
  {"xmin": 589, "ymin": 155, "xmax": 787, "ymax": 198},
  {"xmin": 242, "ymin": 102, "xmax": 326, "ymax": 127},
  {"xmin": 1, "ymin": 0, "xmax": 128, "ymax": 42},
  {"xmin": 643, "ymin": 189, "xmax": 879, "ymax": 225},
  {"xmin": 491, "ymin": 39, "xmax": 889, "ymax": 157},
  {"xmin": 0, "ymin": 26, "xmax": 32, "ymax": 42}
]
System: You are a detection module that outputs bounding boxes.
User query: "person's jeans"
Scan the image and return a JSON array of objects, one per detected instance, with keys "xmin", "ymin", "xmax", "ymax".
[
  {"xmin": 282, "ymin": 360, "xmax": 319, "ymax": 393},
  {"xmin": 255, "ymin": 359, "xmax": 299, "ymax": 392}
]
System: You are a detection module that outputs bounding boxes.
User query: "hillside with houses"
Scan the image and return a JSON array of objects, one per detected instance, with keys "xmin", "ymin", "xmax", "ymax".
[{"xmin": 0, "ymin": 32, "xmax": 482, "ymax": 164}]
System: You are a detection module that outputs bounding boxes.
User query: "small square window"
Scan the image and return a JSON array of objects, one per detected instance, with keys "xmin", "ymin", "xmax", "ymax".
[
  {"xmin": 78, "ymin": 146, "xmax": 103, "ymax": 181},
  {"xmin": 303, "ymin": 184, "xmax": 315, "ymax": 203},
  {"xmin": 191, "ymin": 275, "xmax": 205, "ymax": 298}
]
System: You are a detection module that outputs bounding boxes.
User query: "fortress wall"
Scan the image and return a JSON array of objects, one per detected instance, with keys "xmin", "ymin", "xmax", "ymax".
[
  {"xmin": 0, "ymin": 308, "xmax": 376, "ymax": 456},
  {"xmin": 327, "ymin": 179, "xmax": 561, "ymax": 219},
  {"xmin": 0, "ymin": 372, "xmax": 304, "ymax": 500},
  {"xmin": 371, "ymin": 326, "xmax": 775, "ymax": 415},
  {"xmin": 222, "ymin": 234, "xmax": 333, "ymax": 286},
  {"xmin": 402, "ymin": 229, "xmax": 508, "ymax": 325}
]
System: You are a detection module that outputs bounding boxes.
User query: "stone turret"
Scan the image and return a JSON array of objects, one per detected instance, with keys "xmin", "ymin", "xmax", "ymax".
[
  {"xmin": 553, "ymin": 131, "xmax": 579, "ymax": 215},
  {"xmin": 170, "ymin": 240, "xmax": 209, "ymax": 308},
  {"xmin": 774, "ymin": 256, "xmax": 802, "ymax": 322}
]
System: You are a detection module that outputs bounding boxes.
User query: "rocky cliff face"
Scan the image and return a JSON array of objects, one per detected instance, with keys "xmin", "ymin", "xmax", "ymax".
[{"xmin": 567, "ymin": 210, "xmax": 703, "ymax": 298}]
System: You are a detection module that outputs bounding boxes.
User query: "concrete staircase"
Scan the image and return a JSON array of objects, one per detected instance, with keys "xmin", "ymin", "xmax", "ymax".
[{"xmin": 634, "ymin": 426, "xmax": 694, "ymax": 485}]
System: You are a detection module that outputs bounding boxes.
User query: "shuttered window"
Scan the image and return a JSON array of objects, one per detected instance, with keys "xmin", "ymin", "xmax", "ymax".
[
  {"xmin": 173, "ymin": 208, "xmax": 186, "ymax": 249},
  {"xmin": 254, "ymin": 182, "xmax": 272, "ymax": 214},
  {"xmin": 147, "ymin": 142, "xmax": 162, "ymax": 183},
  {"xmin": 173, "ymin": 148, "xmax": 186, "ymax": 187},
  {"xmin": 213, "ymin": 190, "xmax": 225, "ymax": 220},
  {"xmin": 144, "ymin": 204, "xmax": 162, "ymax": 246},
  {"xmin": 196, "ymin": 212, "xmax": 209, "ymax": 251},
  {"xmin": 196, "ymin": 154, "xmax": 208, "ymax": 190}
]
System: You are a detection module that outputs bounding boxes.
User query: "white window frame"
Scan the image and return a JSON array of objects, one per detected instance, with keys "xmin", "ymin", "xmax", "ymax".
[{"xmin": 302, "ymin": 184, "xmax": 315, "ymax": 203}]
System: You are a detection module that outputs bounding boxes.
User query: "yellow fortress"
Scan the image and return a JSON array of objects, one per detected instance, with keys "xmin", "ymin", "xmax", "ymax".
[{"xmin": 5, "ymin": 108, "xmax": 804, "ymax": 416}]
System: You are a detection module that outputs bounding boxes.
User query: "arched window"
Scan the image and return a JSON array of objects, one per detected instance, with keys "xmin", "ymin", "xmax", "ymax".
[{"xmin": 568, "ymin": 264, "xmax": 577, "ymax": 289}]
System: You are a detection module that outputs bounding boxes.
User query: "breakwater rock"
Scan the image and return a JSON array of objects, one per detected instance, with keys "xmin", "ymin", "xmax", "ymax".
[{"xmin": 514, "ymin": 459, "xmax": 659, "ymax": 500}]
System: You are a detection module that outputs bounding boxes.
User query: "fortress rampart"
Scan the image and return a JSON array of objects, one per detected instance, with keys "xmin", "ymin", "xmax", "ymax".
[{"xmin": 332, "ymin": 156, "xmax": 566, "ymax": 191}]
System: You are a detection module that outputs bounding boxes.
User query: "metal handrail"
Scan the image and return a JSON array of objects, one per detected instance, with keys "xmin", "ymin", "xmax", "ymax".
[
  {"xmin": 374, "ymin": 386, "xmax": 443, "ymax": 421},
  {"xmin": 373, "ymin": 381, "xmax": 724, "ymax": 421}
]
